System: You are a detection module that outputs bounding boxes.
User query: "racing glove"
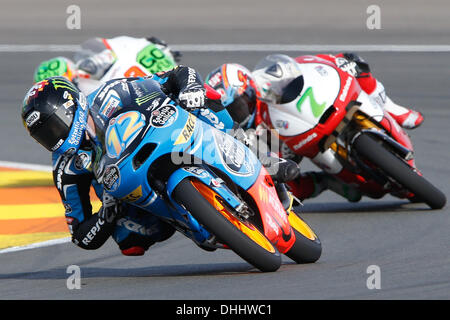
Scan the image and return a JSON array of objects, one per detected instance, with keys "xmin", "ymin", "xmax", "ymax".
[
  {"xmin": 337, "ymin": 52, "xmax": 371, "ymax": 78},
  {"xmin": 179, "ymin": 84, "xmax": 206, "ymax": 109},
  {"xmin": 98, "ymin": 191, "xmax": 124, "ymax": 224}
]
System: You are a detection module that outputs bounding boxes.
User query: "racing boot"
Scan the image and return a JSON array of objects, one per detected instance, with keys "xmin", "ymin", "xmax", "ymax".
[
  {"xmin": 259, "ymin": 152, "xmax": 301, "ymax": 183},
  {"xmin": 368, "ymin": 80, "xmax": 424, "ymax": 130},
  {"xmin": 232, "ymin": 128, "xmax": 300, "ymax": 183},
  {"xmin": 384, "ymin": 96, "xmax": 424, "ymax": 129},
  {"xmin": 121, "ymin": 246, "xmax": 147, "ymax": 256}
]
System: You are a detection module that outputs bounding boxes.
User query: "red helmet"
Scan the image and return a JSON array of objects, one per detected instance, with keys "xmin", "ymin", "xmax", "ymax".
[{"xmin": 205, "ymin": 63, "xmax": 259, "ymax": 127}]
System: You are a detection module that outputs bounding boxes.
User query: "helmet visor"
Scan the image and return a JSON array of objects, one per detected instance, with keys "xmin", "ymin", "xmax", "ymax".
[
  {"xmin": 227, "ymin": 96, "xmax": 252, "ymax": 126},
  {"xmin": 280, "ymin": 75, "xmax": 304, "ymax": 104}
]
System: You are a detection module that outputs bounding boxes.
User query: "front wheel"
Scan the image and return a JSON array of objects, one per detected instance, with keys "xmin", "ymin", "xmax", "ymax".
[
  {"xmin": 284, "ymin": 210, "xmax": 322, "ymax": 263},
  {"xmin": 173, "ymin": 179, "xmax": 282, "ymax": 272},
  {"xmin": 353, "ymin": 133, "xmax": 446, "ymax": 210}
]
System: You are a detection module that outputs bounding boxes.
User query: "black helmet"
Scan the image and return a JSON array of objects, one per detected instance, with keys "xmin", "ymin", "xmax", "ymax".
[{"xmin": 21, "ymin": 76, "xmax": 88, "ymax": 154}]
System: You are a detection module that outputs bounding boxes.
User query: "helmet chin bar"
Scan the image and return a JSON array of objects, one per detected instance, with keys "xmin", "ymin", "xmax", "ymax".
[
  {"xmin": 84, "ymin": 113, "xmax": 103, "ymax": 152},
  {"xmin": 54, "ymin": 100, "xmax": 88, "ymax": 155},
  {"xmin": 85, "ymin": 113, "xmax": 96, "ymax": 140}
]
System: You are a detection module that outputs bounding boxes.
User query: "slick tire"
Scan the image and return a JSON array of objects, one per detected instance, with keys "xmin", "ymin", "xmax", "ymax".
[
  {"xmin": 353, "ymin": 133, "xmax": 446, "ymax": 210},
  {"xmin": 285, "ymin": 211, "xmax": 322, "ymax": 263},
  {"xmin": 173, "ymin": 178, "xmax": 282, "ymax": 272}
]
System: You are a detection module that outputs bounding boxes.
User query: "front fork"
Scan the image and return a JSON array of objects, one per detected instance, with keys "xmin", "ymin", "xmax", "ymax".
[{"xmin": 339, "ymin": 111, "xmax": 416, "ymax": 193}]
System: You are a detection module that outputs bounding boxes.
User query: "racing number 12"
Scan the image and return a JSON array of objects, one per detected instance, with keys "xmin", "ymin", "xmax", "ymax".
[{"xmin": 106, "ymin": 111, "xmax": 146, "ymax": 158}]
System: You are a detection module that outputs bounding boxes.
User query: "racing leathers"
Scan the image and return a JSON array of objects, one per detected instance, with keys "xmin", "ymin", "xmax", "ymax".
[
  {"xmin": 53, "ymin": 65, "xmax": 205, "ymax": 256},
  {"xmin": 314, "ymin": 53, "xmax": 424, "ymax": 129},
  {"xmin": 257, "ymin": 52, "xmax": 423, "ymax": 201}
]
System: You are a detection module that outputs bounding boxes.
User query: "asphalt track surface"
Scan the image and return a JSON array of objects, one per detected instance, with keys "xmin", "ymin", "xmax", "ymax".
[{"xmin": 0, "ymin": 0, "xmax": 449, "ymax": 300}]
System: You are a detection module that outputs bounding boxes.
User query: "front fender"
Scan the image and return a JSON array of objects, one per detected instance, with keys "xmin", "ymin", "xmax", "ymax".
[
  {"xmin": 246, "ymin": 167, "xmax": 295, "ymax": 253},
  {"xmin": 165, "ymin": 166, "xmax": 244, "ymax": 245},
  {"xmin": 166, "ymin": 166, "xmax": 242, "ymax": 210}
]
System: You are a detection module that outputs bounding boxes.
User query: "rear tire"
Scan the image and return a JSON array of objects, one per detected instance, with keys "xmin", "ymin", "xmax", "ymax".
[
  {"xmin": 353, "ymin": 133, "xmax": 446, "ymax": 209},
  {"xmin": 173, "ymin": 179, "xmax": 282, "ymax": 272}
]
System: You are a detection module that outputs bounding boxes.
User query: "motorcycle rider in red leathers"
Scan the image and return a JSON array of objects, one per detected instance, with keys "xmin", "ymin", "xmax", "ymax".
[{"xmin": 314, "ymin": 53, "xmax": 423, "ymax": 129}]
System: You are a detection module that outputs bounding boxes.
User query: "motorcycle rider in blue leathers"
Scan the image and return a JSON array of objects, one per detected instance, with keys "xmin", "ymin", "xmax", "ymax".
[
  {"xmin": 22, "ymin": 66, "xmax": 207, "ymax": 256},
  {"xmin": 22, "ymin": 65, "xmax": 300, "ymax": 256}
]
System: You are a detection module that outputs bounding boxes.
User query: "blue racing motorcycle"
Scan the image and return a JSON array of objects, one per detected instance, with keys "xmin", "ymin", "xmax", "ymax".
[{"xmin": 89, "ymin": 78, "xmax": 321, "ymax": 272}]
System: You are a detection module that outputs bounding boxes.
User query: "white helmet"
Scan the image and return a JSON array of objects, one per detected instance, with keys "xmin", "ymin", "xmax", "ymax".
[{"xmin": 253, "ymin": 54, "xmax": 303, "ymax": 104}]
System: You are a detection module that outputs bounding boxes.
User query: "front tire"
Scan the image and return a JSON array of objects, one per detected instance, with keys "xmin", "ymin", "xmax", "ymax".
[
  {"xmin": 284, "ymin": 210, "xmax": 322, "ymax": 263},
  {"xmin": 173, "ymin": 179, "xmax": 282, "ymax": 272},
  {"xmin": 353, "ymin": 133, "xmax": 446, "ymax": 209}
]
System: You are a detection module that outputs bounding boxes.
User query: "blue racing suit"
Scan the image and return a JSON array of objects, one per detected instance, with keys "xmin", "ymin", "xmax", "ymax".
[{"xmin": 52, "ymin": 65, "xmax": 229, "ymax": 255}]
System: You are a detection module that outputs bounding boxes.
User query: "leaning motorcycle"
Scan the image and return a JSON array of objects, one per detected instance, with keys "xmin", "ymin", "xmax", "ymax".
[
  {"xmin": 257, "ymin": 55, "xmax": 446, "ymax": 209},
  {"xmin": 89, "ymin": 79, "xmax": 321, "ymax": 272}
]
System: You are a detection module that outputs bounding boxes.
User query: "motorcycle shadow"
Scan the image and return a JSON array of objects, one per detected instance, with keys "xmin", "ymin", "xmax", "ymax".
[
  {"xmin": 0, "ymin": 262, "xmax": 259, "ymax": 280},
  {"xmin": 297, "ymin": 200, "xmax": 431, "ymax": 214}
]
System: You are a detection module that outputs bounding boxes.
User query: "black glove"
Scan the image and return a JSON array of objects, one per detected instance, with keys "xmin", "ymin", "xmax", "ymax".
[
  {"xmin": 98, "ymin": 191, "xmax": 123, "ymax": 224},
  {"xmin": 340, "ymin": 52, "xmax": 371, "ymax": 77},
  {"xmin": 179, "ymin": 84, "xmax": 206, "ymax": 109}
]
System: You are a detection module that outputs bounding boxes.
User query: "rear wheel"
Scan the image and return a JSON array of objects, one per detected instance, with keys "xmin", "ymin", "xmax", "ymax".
[
  {"xmin": 353, "ymin": 133, "xmax": 446, "ymax": 209},
  {"xmin": 284, "ymin": 210, "xmax": 322, "ymax": 263},
  {"xmin": 173, "ymin": 178, "xmax": 282, "ymax": 272}
]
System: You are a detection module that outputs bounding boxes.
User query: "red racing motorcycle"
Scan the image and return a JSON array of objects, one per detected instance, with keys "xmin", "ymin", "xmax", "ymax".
[{"xmin": 256, "ymin": 55, "xmax": 446, "ymax": 209}]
